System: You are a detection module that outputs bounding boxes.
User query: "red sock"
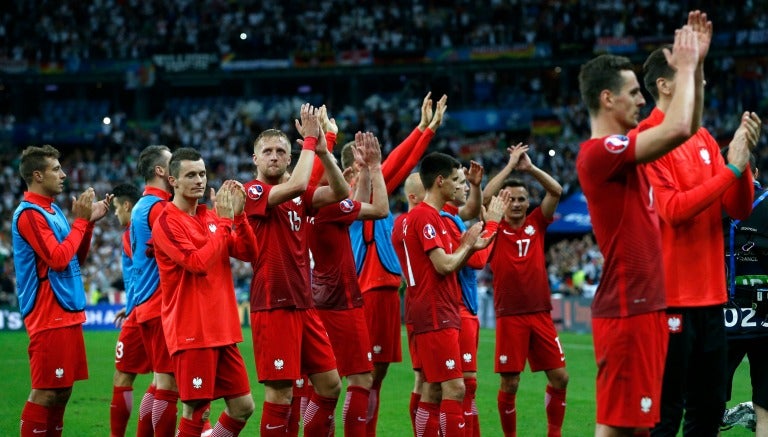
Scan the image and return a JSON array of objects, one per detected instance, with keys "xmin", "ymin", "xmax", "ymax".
[
  {"xmin": 344, "ymin": 385, "xmax": 370, "ymax": 436},
  {"xmin": 137, "ymin": 384, "xmax": 156, "ymax": 437},
  {"xmin": 45, "ymin": 404, "xmax": 65, "ymax": 437},
  {"xmin": 409, "ymin": 392, "xmax": 422, "ymax": 437},
  {"xmin": 472, "ymin": 396, "xmax": 480, "ymax": 437},
  {"xmin": 211, "ymin": 411, "xmax": 246, "ymax": 436},
  {"xmin": 20, "ymin": 401, "xmax": 48, "ymax": 437},
  {"xmin": 303, "ymin": 392, "xmax": 338, "ymax": 436},
  {"xmin": 261, "ymin": 401, "xmax": 290, "ymax": 436},
  {"xmin": 288, "ymin": 379, "xmax": 306, "ymax": 437},
  {"xmin": 110, "ymin": 385, "xmax": 133, "ymax": 437},
  {"xmin": 439, "ymin": 399, "xmax": 465, "ymax": 437},
  {"xmin": 545, "ymin": 385, "xmax": 566, "ymax": 437},
  {"xmin": 498, "ymin": 390, "xmax": 517, "ymax": 437},
  {"xmin": 366, "ymin": 379, "xmax": 382, "ymax": 436},
  {"xmin": 201, "ymin": 417, "xmax": 213, "ymax": 436},
  {"xmin": 153, "ymin": 388, "xmax": 179, "ymax": 435},
  {"xmin": 178, "ymin": 417, "xmax": 204, "ymax": 437},
  {"xmin": 414, "ymin": 402, "xmax": 439, "ymax": 437},
  {"xmin": 463, "ymin": 378, "xmax": 478, "ymax": 437}
]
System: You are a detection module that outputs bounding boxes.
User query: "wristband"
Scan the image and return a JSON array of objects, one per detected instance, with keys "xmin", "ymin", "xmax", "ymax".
[
  {"xmin": 726, "ymin": 163, "xmax": 742, "ymax": 178},
  {"xmin": 302, "ymin": 136, "xmax": 318, "ymax": 151}
]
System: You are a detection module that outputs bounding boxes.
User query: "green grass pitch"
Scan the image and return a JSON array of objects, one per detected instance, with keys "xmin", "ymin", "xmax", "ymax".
[{"xmin": 0, "ymin": 328, "xmax": 755, "ymax": 435}]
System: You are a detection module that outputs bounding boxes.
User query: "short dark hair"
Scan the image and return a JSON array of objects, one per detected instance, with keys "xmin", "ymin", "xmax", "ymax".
[
  {"xmin": 501, "ymin": 178, "xmax": 529, "ymax": 193},
  {"xmin": 419, "ymin": 152, "xmax": 461, "ymax": 189},
  {"xmin": 137, "ymin": 145, "xmax": 171, "ymax": 182},
  {"xmin": 643, "ymin": 44, "xmax": 675, "ymax": 101},
  {"xmin": 169, "ymin": 148, "xmax": 203, "ymax": 178},
  {"xmin": 579, "ymin": 54, "xmax": 635, "ymax": 115},
  {"xmin": 19, "ymin": 144, "xmax": 60, "ymax": 185},
  {"xmin": 111, "ymin": 183, "xmax": 141, "ymax": 204},
  {"xmin": 340, "ymin": 141, "xmax": 356, "ymax": 170}
]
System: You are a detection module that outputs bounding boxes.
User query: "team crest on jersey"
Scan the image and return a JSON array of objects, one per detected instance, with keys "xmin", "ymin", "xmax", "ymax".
[
  {"xmin": 192, "ymin": 377, "xmax": 203, "ymax": 389},
  {"xmin": 247, "ymin": 184, "xmax": 263, "ymax": 200},
  {"xmin": 208, "ymin": 223, "xmax": 217, "ymax": 233},
  {"xmin": 423, "ymin": 224, "xmax": 437, "ymax": 240},
  {"xmin": 699, "ymin": 148, "xmax": 711, "ymax": 164},
  {"xmin": 445, "ymin": 359, "xmax": 456, "ymax": 370},
  {"xmin": 292, "ymin": 196, "xmax": 302, "ymax": 205},
  {"xmin": 604, "ymin": 135, "xmax": 629, "ymax": 154},
  {"xmin": 524, "ymin": 225, "xmax": 535, "ymax": 236},
  {"xmin": 55, "ymin": 368, "xmax": 64, "ymax": 378},
  {"xmin": 339, "ymin": 199, "xmax": 355, "ymax": 213}
]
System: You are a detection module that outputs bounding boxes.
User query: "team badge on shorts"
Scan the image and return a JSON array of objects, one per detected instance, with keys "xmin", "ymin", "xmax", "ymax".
[
  {"xmin": 339, "ymin": 198, "xmax": 355, "ymax": 213},
  {"xmin": 247, "ymin": 184, "xmax": 263, "ymax": 200},
  {"xmin": 604, "ymin": 135, "xmax": 629, "ymax": 154},
  {"xmin": 667, "ymin": 314, "xmax": 682, "ymax": 333},
  {"xmin": 423, "ymin": 224, "xmax": 437, "ymax": 240}
]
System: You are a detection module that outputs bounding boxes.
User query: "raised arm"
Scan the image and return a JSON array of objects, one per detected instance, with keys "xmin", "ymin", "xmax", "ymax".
[
  {"xmin": 384, "ymin": 94, "xmax": 448, "ymax": 191},
  {"xmin": 459, "ymin": 160, "xmax": 483, "ymax": 221},
  {"xmin": 635, "ymin": 25, "xmax": 700, "ymax": 163},
  {"xmin": 267, "ymin": 104, "xmax": 319, "ymax": 206},
  {"xmin": 516, "ymin": 152, "xmax": 563, "ymax": 220},
  {"xmin": 312, "ymin": 123, "xmax": 352, "ymax": 209},
  {"xmin": 309, "ymin": 105, "xmax": 339, "ymax": 186},
  {"xmin": 482, "ymin": 143, "xmax": 529, "ymax": 204},
  {"xmin": 356, "ymin": 132, "xmax": 389, "ymax": 220},
  {"xmin": 689, "ymin": 10, "xmax": 712, "ymax": 132}
]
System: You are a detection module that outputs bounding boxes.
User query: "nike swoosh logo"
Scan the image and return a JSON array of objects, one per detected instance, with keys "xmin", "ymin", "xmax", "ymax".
[
  {"xmin": 463, "ymin": 411, "xmax": 473, "ymax": 416},
  {"xmin": 504, "ymin": 409, "xmax": 515, "ymax": 414},
  {"xmin": 265, "ymin": 424, "xmax": 285, "ymax": 430},
  {"xmin": 357, "ymin": 417, "xmax": 367, "ymax": 422},
  {"xmin": 561, "ymin": 357, "xmax": 565, "ymax": 361},
  {"xmin": 55, "ymin": 427, "xmax": 63, "ymax": 431},
  {"xmin": 502, "ymin": 229, "xmax": 515, "ymax": 235},
  {"xmin": 458, "ymin": 423, "xmax": 466, "ymax": 428},
  {"xmin": 33, "ymin": 430, "xmax": 46, "ymax": 434}
]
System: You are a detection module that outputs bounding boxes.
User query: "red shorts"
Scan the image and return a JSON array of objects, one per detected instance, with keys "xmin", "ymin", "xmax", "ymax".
[
  {"xmin": 138, "ymin": 316, "xmax": 174, "ymax": 374},
  {"xmin": 173, "ymin": 344, "xmax": 251, "ymax": 402},
  {"xmin": 495, "ymin": 312, "xmax": 565, "ymax": 373},
  {"xmin": 414, "ymin": 328, "xmax": 463, "ymax": 383},
  {"xmin": 406, "ymin": 323, "xmax": 420, "ymax": 371},
  {"xmin": 317, "ymin": 307, "xmax": 373, "ymax": 377},
  {"xmin": 459, "ymin": 308, "xmax": 479, "ymax": 372},
  {"xmin": 592, "ymin": 311, "xmax": 668, "ymax": 428},
  {"xmin": 29, "ymin": 324, "xmax": 88, "ymax": 389},
  {"xmin": 251, "ymin": 308, "xmax": 337, "ymax": 382},
  {"xmin": 362, "ymin": 291, "xmax": 402, "ymax": 363},
  {"xmin": 115, "ymin": 313, "xmax": 151, "ymax": 375}
]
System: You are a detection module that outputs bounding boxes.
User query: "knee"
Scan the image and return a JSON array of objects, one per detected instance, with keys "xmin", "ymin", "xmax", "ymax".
[
  {"xmin": 442, "ymin": 379, "xmax": 466, "ymax": 401},
  {"xmin": 549, "ymin": 370, "xmax": 569, "ymax": 390},
  {"xmin": 313, "ymin": 373, "xmax": 342, "ymax": 398},
  {"xmin": 348, "ymin": 373, "xmax": 373, "ymax": 390},
  {"xmin": 500, "ymin": 374, "xmax": 520, "ymax": 394},
  {"xmin": 229, "ymin": 396, "xmax": 256, "ymax": 421}
]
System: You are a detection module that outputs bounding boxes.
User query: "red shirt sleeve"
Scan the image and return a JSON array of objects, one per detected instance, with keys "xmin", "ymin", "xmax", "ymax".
[
  {"xmin": 77, "ymin": 222, "xmax": 94, "ymax": 265},
  {"xmin": 466, "ymin": 220, "xmax": 499, "ymax": 268},
  {"xmin": 645, "ymin": 147, "xmax": 747, "ymax": 226},
  {"xmin": 722, "ymin": 163, "xmax": 754, "ymax": 220},
  {"xmin": 153, "ymin": 211, "xmax": 232, "ymax": 274},
  {"xmin": 383, "ymin": 128, "xmax": 434, "ymax": 193},
  {"xmin": 229, "ymin": 213, "xmax": 259, "ymax": 262},
  {"xmin": 577, "ymin": 134, "xmax": 637, "ymax": 184},
  {"xmin": 17, "ymin": 210, "xmax": 89, "ymax": 272}
]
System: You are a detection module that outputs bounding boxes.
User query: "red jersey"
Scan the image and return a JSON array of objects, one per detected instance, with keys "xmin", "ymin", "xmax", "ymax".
[
  {"xmin": 308, "ymin": 198, "xmax": 364, "ymax": 310},
  {"xmin": 576, "ymin": 134, "xmax": 666, "ymax": 317},
  {"xmin": 636, "ymin": 108, "xmax": 754, "ymax": 307},
  {"xmin": 488, "ymin": 207, "xmax": 553, "ymax": 316},
  {"xmin": 152, "ymin": 203, "xmax": 257, "ymax": 354},
  {"xmin": 14, "ymin": 192, "xmax": 92, "ymax": 335},
  {"xmin": 400, "ymin": 202, "xmax": 460, "ymax": 334},
  {"xmin": 392, "ymin": 212, "xmax": 410, "ymax": 322},
  {"xmin": 244, "ymin": 180, "xmax": 317, "ymax": 310},
  {"xmin": 358, "ymin": 127, "xmax": 436, "ymax": 294}
]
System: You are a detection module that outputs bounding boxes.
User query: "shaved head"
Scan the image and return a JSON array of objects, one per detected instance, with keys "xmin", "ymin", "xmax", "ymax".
[{"xmin": 403, "ymin": 172, "xmax": 425, "ymax": 208}]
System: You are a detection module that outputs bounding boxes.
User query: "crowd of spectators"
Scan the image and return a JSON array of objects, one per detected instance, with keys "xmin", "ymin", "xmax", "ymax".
[{"xmin": 2, "ymin": 0, "xmax": 767, "ymax": 63}]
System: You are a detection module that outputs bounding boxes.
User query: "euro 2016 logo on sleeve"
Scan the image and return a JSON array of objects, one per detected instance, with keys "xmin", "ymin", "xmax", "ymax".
[
  {"xmin": 604, "ymin": 135, "xmax": 630, "ymax": 154},
  {"xmin": 339, "ymin": 198, "xmax": 355, "ymax": 213},
  {"xmin": 247, "ymin": 184, "xmax": 263, "ymax": 200},
  {"xmin": 423, "ymin": 224, "xmax": 437, "ymax": 240}
]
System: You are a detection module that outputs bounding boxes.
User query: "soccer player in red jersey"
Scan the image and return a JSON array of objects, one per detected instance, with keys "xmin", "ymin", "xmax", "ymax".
[
  {"xmin": 576, "ymin": 26, "xmax": 700, "ymax": 436},
  {"xmin": 341, "ymin": 93, "xmax": 446, "ymax": 436},
  {"xmin": 130, "ymin": 145, "xmax": 180, "ymax": 436},
  {"xmin": 483, "ymin": 145, "xmax": 568, "ymax": 437},
  {"xmin": 631, "ymin": 12, "xmax": 762, "ymax": 436},
  {"xmin": 152, "ymin": 148, "xmax": 257, "ymax": 437},
  {"xmin": 308, "ymin": 131, "xmax": 389, "ymax": 436},
  {"xmin": 398, "ymin": 152, "xmax": 493, "ymax": 437},
  {"xmin": 12, "ymin": 144, "xmax": 110, "ymax": 437},
  {"xmin": 244, "ymin": 103, "xmax": 350, "ymax": 436},
  {"xmin": 108, "ymin": 182, "xmax": 152, "ymax": 437}
]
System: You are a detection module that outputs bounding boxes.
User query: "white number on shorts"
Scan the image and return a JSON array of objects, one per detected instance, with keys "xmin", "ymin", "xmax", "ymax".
[{"xmin": 115, "ymin": 341, "xmax": 124, "ymax": 359}]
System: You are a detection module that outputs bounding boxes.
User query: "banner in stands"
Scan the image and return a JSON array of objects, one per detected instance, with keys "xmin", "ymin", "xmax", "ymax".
[
  {"xmin": 549, "ymin": 190, "xmax": 592, "ymax": 234},
  {"xmin": 0, "ymin": 304, "xmax": 126, "ymax": 332}
]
